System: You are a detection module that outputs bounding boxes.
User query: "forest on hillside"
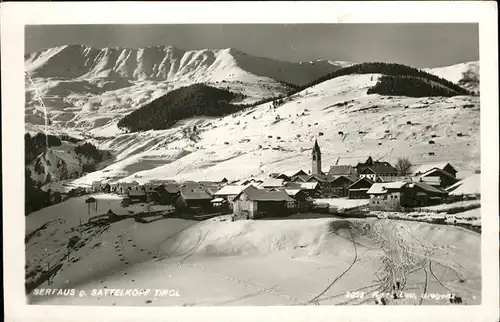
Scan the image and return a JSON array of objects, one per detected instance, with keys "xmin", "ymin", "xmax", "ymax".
[
  {"xmin": 367, "ymin": 75, "xmax": 462, "ymax": 97},
  {"xmin": 25, "ymin": 133, "xmax": 102, "ymax": 215},
  {"xmin": 292, "ymin": 62, "xmax": 472, "ymax": 96},
  {"xmin": 117, "ymin": 84, "xmax": 247, "ymax": 132}
]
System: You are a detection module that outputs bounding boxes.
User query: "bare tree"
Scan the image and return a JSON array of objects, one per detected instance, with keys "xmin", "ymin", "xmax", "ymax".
[{"xmin": 396, "ymin": 157, "xmax": 413, "ymax": 176}]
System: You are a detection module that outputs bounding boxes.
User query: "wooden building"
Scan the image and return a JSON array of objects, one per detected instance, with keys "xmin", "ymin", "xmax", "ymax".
[
  {"xmin": 178, "ymin": 189, "xmax": 213, "ymax": 213},
  {"xmin": 416, "ymin": 168, "xmax": 458, "ymax": 189},
  {"xmin": 368, "ymin": 181, "xmax": 448, "ymax": 211},
  {"xmin": 325, "ymin": 175, "xmax": 357, "ymax": 197},
  {"xmin": 347, "ymin": 178, "xmax": 374, "ymax": 199},
  {"xmin": 232, "ymin": 186, "xmax": 294, "ymax": 219},
  {"xmin": 414, "ymin": 162, "xmax": 458, "ymax": 179}
]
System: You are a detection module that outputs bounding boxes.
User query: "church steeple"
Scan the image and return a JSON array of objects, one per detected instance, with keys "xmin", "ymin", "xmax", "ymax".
[{"xmin": 312, "ymin": 139, "xmax": 322, "ymax": 175}]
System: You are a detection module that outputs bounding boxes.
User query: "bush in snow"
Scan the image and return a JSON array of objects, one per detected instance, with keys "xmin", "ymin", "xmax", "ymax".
[
  {"xmin": 395, "ymin": 157, "xmax": 413, "ymax": 175},
  {"xmin": 429, "ymin": 140, "xmax": 435, "ymax": 144}
]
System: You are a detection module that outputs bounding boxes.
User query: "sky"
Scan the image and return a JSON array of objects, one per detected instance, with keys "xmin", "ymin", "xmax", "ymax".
[{"xmin": 25, "ymin": 24, "xmax": 479, "ymax": 68}]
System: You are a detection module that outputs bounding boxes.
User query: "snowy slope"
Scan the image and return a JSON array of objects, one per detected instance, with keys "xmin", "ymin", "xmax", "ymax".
[
  {"xmin": 424, "ymin": 61, "xmax": 479, "ymax": 93},
  {"xmin": 65, "ymin": 73, "xmax": 479, "ymax": 187},
  {"xmin": 26, "ymin": 196, "xmax": 481, "ymax": 305}
]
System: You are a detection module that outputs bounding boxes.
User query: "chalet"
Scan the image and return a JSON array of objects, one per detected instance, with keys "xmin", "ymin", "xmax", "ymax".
[
  {"xmin": 347, "ymin": 177, "xmax": 374, "ymax": 199},
  {"xmin": 356, "ymin": 157, "xmax": 398, "ymax": 181},
  {"xmin": 414, "ymin": 162, "xmax": 458, "ymax": 179},
  {"xmin": 368, "ymin": 181, "xmax": 447, "ymax": 211},
  {"xmin": 283, "ymin": 189, "xmax": 309, "ymax": 210},
  {"xmin": 284, "ymin": 181, "xmax": 320, "ymax": 197},
  {"xmin": 152, "ymin": 184, "xmax": 179, "ymax": 205},
  {"xmin": 232, "ymin": 185, "xmax": 294, "ymax": 219},
  {"xmin": 325, "ymin": 175, "xmax": 357, "ymax": 197},
  {"xmin": 178, "ymin": 189, "xmax": 213, "ymax": 213},
  {"xmin": 328, "ymin": 165, "xmax": 357, "ymax": 177},
  {"xmin": 128, "ymin": 189, "xmax": 147, "ymax": 204},
  {"xmin": 213, "ymin": 184, "xmax": 252, "ymax": 209},
  {"xmin": 416, "ymin": 167, "xmax": 458, "ymax": 189},
  {"xmin": 142, "ymin": 183, "xmax": 161, "ymax": 202}
]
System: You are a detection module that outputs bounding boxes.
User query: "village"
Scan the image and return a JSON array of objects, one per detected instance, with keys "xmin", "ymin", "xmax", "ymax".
[{"xmin": 58, "ymin": 139, "xmax": 479, "ymax": 226}]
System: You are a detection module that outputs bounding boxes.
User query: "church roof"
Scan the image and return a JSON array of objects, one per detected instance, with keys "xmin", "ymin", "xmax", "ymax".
[{"xmin": 313, "ymin": 140, "xmax": 321, "ymax": 154}]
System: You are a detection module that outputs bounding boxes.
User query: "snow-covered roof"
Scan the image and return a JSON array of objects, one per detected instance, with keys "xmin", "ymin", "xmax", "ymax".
[
  {"xmin": 284, "ymin": 189, "xmax": 302, "ymax": 196},
  {"xmin": 180, "ymin": 190, "xmax": 212, "ymax": 200},
  {"xmin": 367, "ymin": 181, "xmax": 407, "ymax": 194},
  {"xmin": 211, "ymin": 198, "xmax": 225, "ymax": 203},
  {"xmin": 259, "ymin": 178, "xmax": 285, "ymax": 188},
  {"xmin": 419, "ymin": 167, "xmax": 455, "ymax": 179},
  {"xmin": 214, "ymin": 184, "xmax": 250, "ymax": 196},
  {"xmin": 236, "ymin": 186, "xmax": 294, "ymax": 202},
  {"xmin": 414, "ymin": 162, "xmax": 456, "ymax": 175},
  {"xmin": 448, "ymin": 174, "xmax": 480, "ymax": 195}
]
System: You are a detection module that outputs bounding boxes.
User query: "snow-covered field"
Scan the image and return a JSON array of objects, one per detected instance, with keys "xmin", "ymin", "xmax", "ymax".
[
  {"xmin": 59, "ymin": 73, "xmax": 480, "ymax": 187},
  {"xmin": 26, "ymin": 195, "xmax": 481, "ymax": 306}
]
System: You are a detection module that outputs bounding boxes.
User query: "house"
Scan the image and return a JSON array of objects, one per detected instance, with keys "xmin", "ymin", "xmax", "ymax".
[
  {"xmin": 324, "ymin": 175, "xmax": 357, "ymax": 197},
  {"xmin": 367, "ymin": 181, "xmax": 408, "ymax": 211},
  {"xmin": 284, "ymin": 181, "xmax": 321, "ymax": 196},
  {"xmin": 348, "ymin": 178, "xmax": 374, "ymax": 199},
  {"xmin": 368, "ymin": 181, "xmax": 448, "ymax": 211},
  {"xmin": 213, "ymin": 184, "xmax": 252, "ymax": 209},
  {"xmin": 178, "ymin": 189, "xmax": 213, "ymax": 213},
  {"xmin": 283, "ymin": 189, "xmax": 309, "ymax": 210},
  {"xmin": 232, "ymin": 185, "xmax": 294, "ymax": 219},
  {"xmin": 328, "ymin": 165, "xmax": 357, "ymax": 177},
  {"xmin": 356, "ymin": 156, "xmax": 398, "ymax": 181},
  {"xmin": 416, "ymin": 167, "xmax": 458, "ymax": 189},
  {"xmin": 128, "ymin": 189, "xmax": 147, "ymax": 203},
  {"xmin": 414, "ymin": 162, "xmax": 458, "ymax": 179},
  {"xmin": 152, "ymin": 184, "xmax": 179, "ymax": 205}
]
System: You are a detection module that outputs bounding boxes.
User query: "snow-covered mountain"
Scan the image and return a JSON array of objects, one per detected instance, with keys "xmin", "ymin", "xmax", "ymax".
[
  {"xmin": 25, "ymin": 45, "xmax": 350, "ymax": 133},
  {"xmin": 424, "ymin": 61, "xmax": 479, "ymax": 94}
]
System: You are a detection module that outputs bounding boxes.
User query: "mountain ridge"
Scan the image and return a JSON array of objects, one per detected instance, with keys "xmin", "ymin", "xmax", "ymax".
[{"xmin": 25, "ymin": 44, "xmax": 348, "ymax": 86}]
